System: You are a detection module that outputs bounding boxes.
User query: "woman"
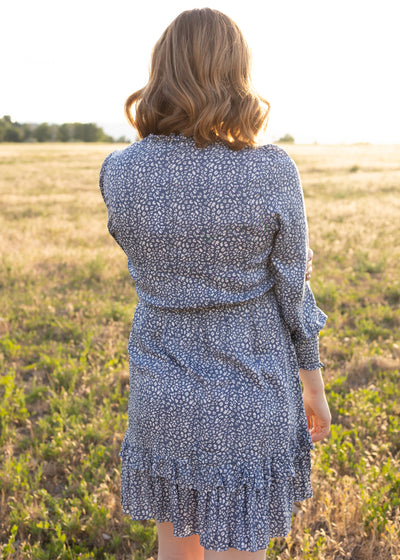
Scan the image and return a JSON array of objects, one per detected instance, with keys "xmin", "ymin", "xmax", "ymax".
[{"xmin": 99, "ymin": 8, "xmax": 331, "ymax": 559}]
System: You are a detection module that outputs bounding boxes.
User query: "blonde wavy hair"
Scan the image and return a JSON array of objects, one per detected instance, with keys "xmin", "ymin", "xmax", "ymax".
[{"xmin": 125, "ymin": 8, "xmax": 270, "ymax": 151}]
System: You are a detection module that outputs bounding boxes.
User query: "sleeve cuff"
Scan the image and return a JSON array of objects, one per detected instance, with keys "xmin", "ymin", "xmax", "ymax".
[{"xmin": 294, "ymin": 334, "xmax": 324, "ymax": 370}]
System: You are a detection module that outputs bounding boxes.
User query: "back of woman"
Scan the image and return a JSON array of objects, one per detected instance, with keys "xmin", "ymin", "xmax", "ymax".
[{"xmin": 100, "ymin": 8, "xmax": 331, "ymax": 559}]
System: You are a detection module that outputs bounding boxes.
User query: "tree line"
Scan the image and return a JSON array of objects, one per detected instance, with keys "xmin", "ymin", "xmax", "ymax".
[
  {"xmin": 1, "ymin": 115, "xmax": 295, "ymax": 144},
  {"xmin": 0, "ymin": 115, "xmax": 129, "ymax": 143}
]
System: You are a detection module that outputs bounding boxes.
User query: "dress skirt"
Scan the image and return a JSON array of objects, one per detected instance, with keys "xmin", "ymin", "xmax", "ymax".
[{"xmin": 119, "ymin": 287, "xmax": 315, "ymax": 553}]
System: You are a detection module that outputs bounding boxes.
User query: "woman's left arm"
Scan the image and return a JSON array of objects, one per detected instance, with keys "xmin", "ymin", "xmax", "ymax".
[{"xmin": 267, "ymin": 149, "xmax": 327, "ymax": 370}]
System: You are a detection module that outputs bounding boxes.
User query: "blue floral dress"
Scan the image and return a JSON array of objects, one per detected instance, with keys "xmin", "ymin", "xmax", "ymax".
[{"xmin": 99, "ymin": 133, "xmax": 327, "ymax": 553}]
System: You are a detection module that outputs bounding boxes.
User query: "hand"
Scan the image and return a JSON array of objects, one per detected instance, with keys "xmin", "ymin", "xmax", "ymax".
[
  {"xmin": 302, "ymin": 387, "xmax": 331, "ymax": 443},
  {"xmin": 306, "ymin": 247, "xmax": 313, "ymax": 281}
]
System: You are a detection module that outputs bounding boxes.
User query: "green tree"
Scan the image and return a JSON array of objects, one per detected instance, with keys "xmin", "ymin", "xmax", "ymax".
[
  {"xmin": 34, "ymin": 123, "xmax": 51, "ymax": 142},
  {"xmin": 57, "ymin": 123, "xmax": 72, "ymax": 142},
  {"xmin": 79, "ymin": 123, "xmax": 113, "ymax": 142},
  {"xmin": 22, "ymin": 123, "xmax": 34, "ymax": 142},
  {"xmin": 81, "ymin": 123, "xmax": 102, "ymax": 142},
  {"xmin": 0, "ymin": 115, "xmax": 21, "ymax": 141},
  {"xmin": 276, "ymin": 133, "xmax": 295, "ymax": 143},
  {"xmin": 0, "ymin": 117, "xmax": 7, "ymax": 141},
  {"xmin": 4, "ymin": 127, "xmax": 23, "ymax": 142}
]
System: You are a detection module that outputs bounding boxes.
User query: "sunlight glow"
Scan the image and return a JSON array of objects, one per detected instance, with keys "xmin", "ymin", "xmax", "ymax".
[{"xmin": 1, "ymin": 0, "xmax": 399, "ymax": 143}]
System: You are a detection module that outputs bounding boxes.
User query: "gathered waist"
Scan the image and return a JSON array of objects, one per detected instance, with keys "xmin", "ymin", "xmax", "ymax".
[{"xmin": 139, "ymin": 284, "xmax": 275, "ymax": 315}]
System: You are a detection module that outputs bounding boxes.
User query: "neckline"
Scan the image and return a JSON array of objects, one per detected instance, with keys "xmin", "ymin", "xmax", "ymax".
[
  {"xmin": 144, "ymin": 132, "xmax": 258, "ymax": 151},
  {"xmin": 146, "ymin": 133, "xmax": 194, "ymax": 141}
]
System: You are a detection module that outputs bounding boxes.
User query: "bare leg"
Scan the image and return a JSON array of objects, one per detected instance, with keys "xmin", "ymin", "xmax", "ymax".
[
  {"xmin": 156, "ymin": 521, "xmax": 266, "ymax": 560},
  {"xmin": 156, "ymin": 521, "xmax": 205, "ymax": 560},
  {"xmin": 204, "ymin": 547, "xmax": 267, "ymax": 560}
]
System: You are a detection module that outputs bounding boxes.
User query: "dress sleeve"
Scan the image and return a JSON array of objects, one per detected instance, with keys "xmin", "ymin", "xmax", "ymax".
[
  {"xmin": 99, "ymin": 151, "xmax": 138, "ymax": 284},
  {"xmin": 99, "ymin": 151, "xmax": 116, "ymax": 206},
  {"xmin": 267, "ymin": 147, "xmax": 328, "ymax": 370},
  {"xmin": 99, "ymin": 150, "xmax": 127, "ymax": 250}
]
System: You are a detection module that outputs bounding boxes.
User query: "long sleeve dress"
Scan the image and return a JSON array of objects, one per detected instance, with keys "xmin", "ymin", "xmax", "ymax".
[{"xmin": 99, "ymin": 132, "xmax": 327, "ymax": 553}]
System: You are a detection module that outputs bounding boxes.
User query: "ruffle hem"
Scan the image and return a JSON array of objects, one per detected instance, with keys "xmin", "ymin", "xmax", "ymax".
[{"xmin": 119, "ymin": 435, "xmax": 314, "ymax": 552}]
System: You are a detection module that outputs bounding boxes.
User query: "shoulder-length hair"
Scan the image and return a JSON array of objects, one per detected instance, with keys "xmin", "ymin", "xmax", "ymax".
[{"xmin": 125, "ymin": 8, "xmax": 270, "ymax": 151}]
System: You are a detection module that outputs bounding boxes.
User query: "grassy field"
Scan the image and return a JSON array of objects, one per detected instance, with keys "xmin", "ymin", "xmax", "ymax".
[{"xmin": 0, "ymin": 142, "xmax": 399, "ymax": 559}]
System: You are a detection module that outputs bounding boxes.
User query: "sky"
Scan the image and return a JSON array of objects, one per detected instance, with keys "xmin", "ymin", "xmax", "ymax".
[{"xmin": 1, "ymin": 0, "xmax": 399, "ymax": 144}]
